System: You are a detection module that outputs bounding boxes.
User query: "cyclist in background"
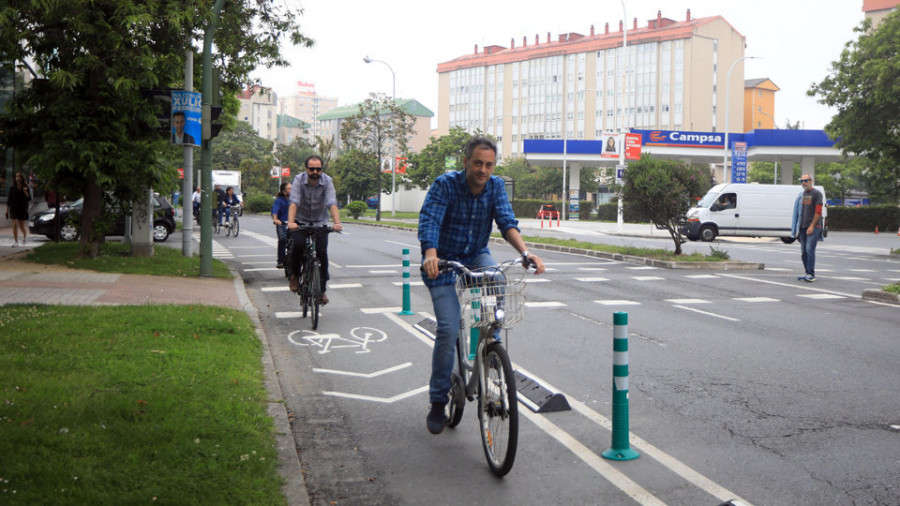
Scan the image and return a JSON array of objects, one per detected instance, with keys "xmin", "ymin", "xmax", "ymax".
[
  {"xmin": 222, "ymin": 186, "xmax": 241, "ymax": 227},
  {"xmin": 287, "ymin": 155, "xmax": 342, "ymax": 303},
  {"xmin": 213, "ymin": 183, "xmax": 226, "ymax": 226},
  {"xmin": 419, "ymin": 136, "xmax": 545, "ymax": 435},
  {"xmin": 272, "ymin": 182, "xmax": 292, "ymax": 269}
]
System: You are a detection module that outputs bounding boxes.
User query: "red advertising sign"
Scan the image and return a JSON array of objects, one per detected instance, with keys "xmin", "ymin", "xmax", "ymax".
[
  {"xmin": 625, "ymin": 133, "xmax": 642, "ymax": 161},
  {"xmin": 177, "ymin": 168, "xmax": 184, "ymax": 179},
  {"xmin": 281, "ymin": 167, "xmax": 291, "ymax": 178}
]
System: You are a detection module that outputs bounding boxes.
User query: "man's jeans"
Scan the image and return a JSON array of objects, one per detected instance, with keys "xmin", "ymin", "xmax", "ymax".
[
  {"xmin": 798, "ymin": 228, "xmax": 821, "ymax": 276},
  {"xmin": 428, "ymin": 252, "xmax": 497, "ymax": 405}
]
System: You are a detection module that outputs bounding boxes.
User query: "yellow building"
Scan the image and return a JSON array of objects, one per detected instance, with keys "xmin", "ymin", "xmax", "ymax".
[
  {"xmin": 436, "ymin": 9, "xmax": 747, "ymax": 160},
  {"xmin": 743, "ymin": 78, "xmax": 780, "ymax": 131}
]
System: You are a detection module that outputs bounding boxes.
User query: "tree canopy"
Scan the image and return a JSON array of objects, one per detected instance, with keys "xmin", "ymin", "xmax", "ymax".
[
  {"xmin": 339, "ymin": 93, "xmax": 416, "ymax": 221},
  {"xmin": 0, "ymin": 0, "xmax": 312, "ymax": 256},
  {"xmin": 809, "ymin": 11, "xmax": 900, "ymax": 192},
  {"xmin": 622, "ymin": 156, "xmax": 710, "ymax": 254}
]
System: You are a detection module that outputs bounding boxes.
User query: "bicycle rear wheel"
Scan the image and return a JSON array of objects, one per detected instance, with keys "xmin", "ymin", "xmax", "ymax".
[
  {"xmin": 310, "ymin": 260, "xmax": 321, "ymax": 330},
  {"xmin": 232, "ymin": 215, "xmax": 239, "ymax": 237},
  {"xmin": 299, "ymin": 266, "xmax": 309, "ymax": 318},
  {"xmin": 478, "ymin": 341, "xmax": 518, "ymax": 477},
  {"xmin": 225, "ymin": 218, "xmax": 233, "ymax": 237}
]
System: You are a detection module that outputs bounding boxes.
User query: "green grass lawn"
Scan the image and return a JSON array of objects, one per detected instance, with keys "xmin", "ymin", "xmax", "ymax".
[
  {"xmin": 25, "ymin": 241, "xmax": 232, "ymax": 278},
  {"xmin": 0, "ymin": 304, "xmax": 284, "ymax": 505}
]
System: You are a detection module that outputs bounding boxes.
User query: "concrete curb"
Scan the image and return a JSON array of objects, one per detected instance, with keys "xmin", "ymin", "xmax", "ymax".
[
  {"xmin": 229, "ymin": 266, "xmax": 310, "ymax": 506},
  {"xmin": 861, "ymin": 288, "xmax": 900, "ymax": 306}
]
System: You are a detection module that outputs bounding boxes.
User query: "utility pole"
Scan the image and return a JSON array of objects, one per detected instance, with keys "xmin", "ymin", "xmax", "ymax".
[{"xmin": 199, "ymin": 0, "xmax": 227, "ymax": 277}]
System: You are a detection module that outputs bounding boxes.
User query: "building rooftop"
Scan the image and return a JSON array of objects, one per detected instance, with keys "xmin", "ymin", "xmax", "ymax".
[
  {"xmin": 317, "ymin": 98, "xmax": 434, "ymax": 120},
  {"xmin": 437, "ymin": 10, "xmax": 742, "ymax": 72}
]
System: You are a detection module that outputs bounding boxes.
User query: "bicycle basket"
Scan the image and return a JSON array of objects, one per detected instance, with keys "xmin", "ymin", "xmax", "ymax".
[{"xmin": 456, "ymin": 263, "xmax": 528, "ymax": 329}]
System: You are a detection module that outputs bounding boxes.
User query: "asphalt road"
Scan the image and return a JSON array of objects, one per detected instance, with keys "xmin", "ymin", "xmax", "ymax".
[{"xmin": 194, "ymin": 215, "xmax": 900, "ymax": 505}]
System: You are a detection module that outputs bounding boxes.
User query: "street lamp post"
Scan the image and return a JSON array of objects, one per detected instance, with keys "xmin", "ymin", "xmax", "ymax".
[
  {"xmin": 723, "ymin": 55, "xmax": 757, "ymax": 184},
  {"xmin": 616, "ymin": 0, "xmax": 627, "ymax": 232},
  {"xmin": 363, "ymin": 56, "xmax": 397, "ymax": 217}
]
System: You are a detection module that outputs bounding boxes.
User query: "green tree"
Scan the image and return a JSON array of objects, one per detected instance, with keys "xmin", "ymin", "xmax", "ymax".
[
  {"xmin": 407, "ymin": 127, "xmax": 473, "ymax": 188},
  {"xmin": 0, "ymin": 0, "xmax": 312, "ymax": 257},
  {"xmin": 622, "ymin": 156, "xmax": 710, "ymax": 254},
  {"xmin": 331, "ymin": 149, "xmax": 378, "ymax": 203},
  {"xmin": 274, "ymin": 136, "xmax": 316, "ymax": 180},
  {"xmin": 339, "ymin": 93, "xmax": 416, "ymax": 221},
  {"xmin": 809, "ymin": 12, "xmax": 900, "ymax": 199},
  {"xmin": 213, "ymin": 121, "xmax": 274, "ymax": 173},
  {"xmin": 816, "ymin": 160, "xmax": 863, "ymax": 204}
]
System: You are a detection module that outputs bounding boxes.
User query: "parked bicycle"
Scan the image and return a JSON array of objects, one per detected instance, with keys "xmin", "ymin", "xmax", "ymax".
[
  {"xmin": 436, "ymin": 258, "xmax": 532, "ymax": 477},
  {"xmin": 284, "ymin": 225, "xmax": 336, "ymax": 330}
]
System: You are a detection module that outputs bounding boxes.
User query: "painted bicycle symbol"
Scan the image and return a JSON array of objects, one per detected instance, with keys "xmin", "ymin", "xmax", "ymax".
[{"xmin": 288, "ymin": 327, "xmax": 388, "ymax": 354}]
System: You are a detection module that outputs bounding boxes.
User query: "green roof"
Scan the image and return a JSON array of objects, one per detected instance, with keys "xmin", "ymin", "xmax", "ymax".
[
  {"xmin": 277, "ymin": 114, "xmax": 310, "ymax": 129},
  {"xmin": 317, "ymin": 98, "xmax": 434, "ymax": 120}
]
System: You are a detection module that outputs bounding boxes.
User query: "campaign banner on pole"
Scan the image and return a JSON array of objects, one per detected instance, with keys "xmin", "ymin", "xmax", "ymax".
[
  {"xmin": 600, "ymin": 134, "xmax": 620, "ymax": 159},
  {"xmin": 731, "ymin": 141, "xmax": 747, "ymax": 183},
  {"xmin": 624, "ymin": 133, "xmax": 642, "ymax": 160},
  {"xmin": 171, "ymin": 91, "xmax": 201, "ymax": 147}
]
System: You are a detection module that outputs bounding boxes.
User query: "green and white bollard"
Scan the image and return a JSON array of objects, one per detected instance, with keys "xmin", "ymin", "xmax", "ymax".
[
  {"xmin": 399, "ymin": 249, "xmax": 414, "ymax": 315},
  {"xmin": 602, "ymin": 311, "xmax": 639, "ymax": 461}
]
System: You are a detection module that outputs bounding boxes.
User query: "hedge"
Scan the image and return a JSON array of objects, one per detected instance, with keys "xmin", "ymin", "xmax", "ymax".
[
  {"xmin": 245, "ymin": 193, "xmax": 275, "ymax": 214},
  {"xmin": 826, "ymin": 205, "xmax": 900, "ymax": 232}
]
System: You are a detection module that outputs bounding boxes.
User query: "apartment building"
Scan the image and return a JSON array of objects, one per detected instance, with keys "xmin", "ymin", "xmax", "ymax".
[
  {"xmin": 743, "ymin": 78, "xmax": 780, "ymax": 131},
  {"xmin": 317, "ymin": 98, "xmax": 434, "ymax": 153},
  {"xmin": 279, "ymin": 82, "xmax": 337, "ymax": 144},
  {"xmin": 863, "ymin": 0, "xmax": 899, "ymax": 25},
  {"xmin": 237, "ymin": 85, "xmax": 278, "ymax": 142},
  {"xmin": 436, "ymin": 9, "xmax": 746, "ymax": 160}
]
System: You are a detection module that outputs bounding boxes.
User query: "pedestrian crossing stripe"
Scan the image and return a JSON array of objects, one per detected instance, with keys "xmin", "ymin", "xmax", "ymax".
[
  {"xmin": 595, "ymin": 300, "xmax": 641, "ymax": 306},
  {"xmin": 797, "ymin": 293, "xmax": 846, "ymax": 300}
]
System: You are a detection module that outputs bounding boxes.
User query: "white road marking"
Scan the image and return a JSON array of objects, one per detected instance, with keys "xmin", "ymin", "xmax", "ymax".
[
  {"xmin": 577, "ymin": 267, "xmax": 608, "ymax": 271},
  {"xmin": 361, "ymin": 306, "xmax": 403, "ymax": 314},
  {"xmin": 262, "ymin": 286, "xmax": 290, "ymax": 292},
  {"xmin": 797, "ymin": 293, "xmax": 846, "ymax": 300},
  {"xmin": 244, "ymin": 267, "xmax": 280, "ymax": 272},
  {"xmin": 369, "ymin": 269, "xmax": 398, "ymax": 274},
  {"xmin": 717, "ymin": 273, "xmax": 861, "ymax": 299},
  {"xmin": 673, "ymin": 305, "xmax": 740, "ymax": 322},
  {"xmin": 684, "ymin": 274, "xmax": 719, "ymax": 279},
  {"xmin": 847, "ymin": 269, "xmax": 877, "ymax": 272},
  {"xmin": 346, "ymin": 264, "xmax": 398, "ymax": 268},
  {"xmin": 830, "ymin": 276, "xmax": 868, "ymax": 281},
  {"xmin": 275, "ymin": 311, "xmax": 305, "ymax": 319},
  {"xmin": 392, "ymin": 281, "xmax": 425, "ymax": 286},
  {"xmin": 323, "ymin": 385, "xmax": 429, "ymax": 403},
  {"xmin": 314, "ymin": 362, "xmax": 412, "ymax": 378},
  {"xmin": 734, "ymin": 297, "xmax": 780, "ymax": 303},
  {"xmin": 627, "ymin": 266, "xmax": 660, "ymax": 270},
  {"xmin": 666, "ymin": 299, "xmax": 709, "ymax": 304},
  {"xmin": 632, "ymin": 276, "xmax": 665, "ymax": 281},
  {"xmin": 764, "ymin": 268, "xmax": 792, "ymax": 271},
  {"xmin": 524, "ymin": 278, "xmax": 551, "ymax": 283},
  {"xmin": 385, "ymin": 239, "xmax": 418, "ymax": 248},
  {"xmin": 595, "ymin": 300, "xmax": 641, "ymax": 306},
  {"xmin": 329, "ymin": 283, "xmax": 364, "ymax": 289},
  {"xmin": 575, "ymin": 277, "xmax": 609, "ymax": 282},
  {"xmin": 524, "ymin": 301, "xmax": 566, "ymax": 308}
]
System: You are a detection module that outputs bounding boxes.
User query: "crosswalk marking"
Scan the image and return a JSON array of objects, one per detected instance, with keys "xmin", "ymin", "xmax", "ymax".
[
  {"xmin": 798, "ymin": 293, "xmax": 846, "ymax": 300},
  {"xmin": 525, "ymin": 301, "xmax": 566, "ymax": 308},
  {"xmin": 733, "ymin": 297, "xmax": 780, "ymax": 303},
  {"xmin": 595, "ymin": 300, "xmax": 641, "ymax": 306},
  {"xmin": 666, "ymin": 298, "xmax": 709, "ymax": 304},
  {"xmin": 632, "ymin": 276, "xmax": 665, "ymax": 281},
  {"xmin": 684, "ymin": 274, "xmax": 719, "ymax": 279},
  {"xmin": 575, "ymin": 277, "xmax": 609, "ymax": 282}
]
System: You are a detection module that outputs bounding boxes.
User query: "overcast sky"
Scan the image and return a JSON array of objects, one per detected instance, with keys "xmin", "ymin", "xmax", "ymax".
[{"xmin": 251, "ymin": 0, "xmax": 865, "ymax": 131}]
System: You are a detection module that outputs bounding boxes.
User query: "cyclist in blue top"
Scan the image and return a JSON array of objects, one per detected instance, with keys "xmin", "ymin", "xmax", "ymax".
[
  {"xmin": 419, "ymin": 136, "xmax": 546, "ymax": 435},
  {"xmin": 271, "ymin": 182, "xmax": 292, "ymax": 269}
]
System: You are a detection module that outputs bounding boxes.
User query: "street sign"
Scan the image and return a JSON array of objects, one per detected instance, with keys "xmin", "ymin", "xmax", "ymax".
[{"xmin": 615, "ymin": 165, "xmax": 626, "ymax": 184}]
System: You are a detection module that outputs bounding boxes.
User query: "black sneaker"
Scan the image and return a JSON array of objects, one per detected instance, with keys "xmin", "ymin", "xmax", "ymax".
[{"xmin": 426, "ymin": 403, "xmax": 447, "ymax": 434}]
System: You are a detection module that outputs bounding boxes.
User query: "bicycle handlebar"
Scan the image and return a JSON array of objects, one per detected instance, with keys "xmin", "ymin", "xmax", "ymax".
[{"xmin": 429, "ymin": 257, "xmax": 535, "ymax": 278}]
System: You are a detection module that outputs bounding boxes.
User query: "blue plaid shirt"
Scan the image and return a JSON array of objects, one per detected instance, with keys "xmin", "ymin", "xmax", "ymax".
[{"xmin": 418, "ymin": 170, "xmax": 519, "ymax": 287}]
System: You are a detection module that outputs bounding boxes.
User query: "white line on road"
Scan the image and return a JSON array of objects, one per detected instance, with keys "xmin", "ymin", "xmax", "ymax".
[
  {"xmin": 632, "ymin": 276, "xmax": 665, "ymax": 281},
  {"xmin": 797, "ymin": 293, "xmax": 846, "ymax": 300},
  {"xmin": 672, "ymin": 305, "xmax": 740, "ymax": 322},
  {"xmin": 323, "ymin": 385, "xmax": 429, "ymax": 403},
  {"xmin": 666, "ymin": 299, "xmax": 710, "ymax": 304},
  {"xmin": 385, "ymin": 240, "xmax": 418, "ymax": 248},
  {"xmin": 684, "ymin": 274, "xmax": 720, "ymax": 279},
  {"xmin": 733, "ymin": 297, "xmax": 780, "ymax": 303},
  {"xmin": 524, "ymin": 301, "xmax": 566, "ymax": 308},
  {"xmin": 717, "ymin": 273, "xmax": 861, "ymax": 299},
  {"xmin": 314, "ymin": 362, "xmax": 412, "ymax": 378},
  {"xmin": 575, "ymin": 277, "xmax": 609, "ymax": 282},
  {"xmin": 595, "ymin": 300, "xmax": 641, "ymax": 306}
]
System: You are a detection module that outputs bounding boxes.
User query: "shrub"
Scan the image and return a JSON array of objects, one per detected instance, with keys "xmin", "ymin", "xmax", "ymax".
[
  {"xmin": 245, "ymin": 193, "xmax": 275, "ymax": 214},
  {"xmin": 346, "ymin": 201, "xmax": 368, "ymax": 219}
]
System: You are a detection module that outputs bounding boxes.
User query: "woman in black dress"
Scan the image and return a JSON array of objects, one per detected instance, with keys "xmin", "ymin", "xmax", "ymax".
[{"xmin": 5, "ymin": 172, "xmax": 31, "ymax": 247}]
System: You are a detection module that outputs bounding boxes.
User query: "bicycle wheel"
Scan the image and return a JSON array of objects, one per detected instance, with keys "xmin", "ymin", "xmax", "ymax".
[
  {"xmin": 446, "ymin": 372, "xmax": 466, "ymax": 428},
  {"xmin": 232, "ymin": 215, "xmax": 239, "ymax": 237},
  {"xmin": 299, "ymin": 265, "xmax": 309, "ymax": 318},
  {"xmin": 478, "ymin": 341, "xmax": 518, "ymax": 477},
  {"xmin": 310, "ymin": 260, "xmax": 321, "ymax": 330},
  {"xmin": 225, "ymin": 218, "xmax": 233, "ymax": 237}
]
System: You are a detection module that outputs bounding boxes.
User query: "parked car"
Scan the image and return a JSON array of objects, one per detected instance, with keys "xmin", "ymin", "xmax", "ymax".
[
  {"xmin": 29, "ymin": 195, "xmax": 176, "ymax": 242},
  {"xmin": 536, "ymin": 204, "xmax": 560, "ymax": 220}
]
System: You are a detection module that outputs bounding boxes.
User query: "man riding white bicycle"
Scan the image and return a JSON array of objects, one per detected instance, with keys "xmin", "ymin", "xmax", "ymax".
[
  {"xmin": 287, "ymin": 155, "xmax": 342, "ymax": 304},
  {"xmin": 419, "ymin": 136, "xmax": 545, "ymax": 435}
]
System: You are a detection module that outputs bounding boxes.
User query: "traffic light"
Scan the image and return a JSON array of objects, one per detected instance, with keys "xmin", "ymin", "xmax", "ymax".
[{"xmin": 210, "ymin": 105, "xmax": 223, "ymax": 138}]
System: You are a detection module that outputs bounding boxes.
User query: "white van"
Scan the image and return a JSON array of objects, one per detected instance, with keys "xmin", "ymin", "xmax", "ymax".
[{"xmin": 679, "ymin": 183, "xmax": 827, "ymax": 243}]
